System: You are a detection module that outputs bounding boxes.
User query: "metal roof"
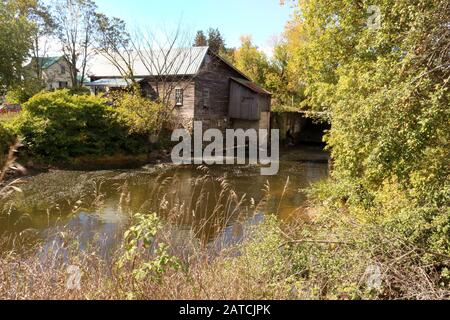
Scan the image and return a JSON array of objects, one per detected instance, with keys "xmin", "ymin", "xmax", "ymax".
[
  {"xmin": 87, "ymin": 47, "xmax": 209, "ymax": 78},
  {"xmin": 24, "ymin": 56, "xmax": 63, "ymax": 70},
  {"xmin": 230, "ymin": 77, "xmax": 272, "ymax": 95},
  {"xmin": 39, "ymin": 57, "xmax": 62, "ymax": 69},
  {"xmin": 85, "ymin": 78, "xmax": 145, "ymax": 87}
]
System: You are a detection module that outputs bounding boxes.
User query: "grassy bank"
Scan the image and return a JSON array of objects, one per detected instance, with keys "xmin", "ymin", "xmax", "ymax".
[
  {"xmin": 1, "ymin": 209, "xmax": 448, "ymax": 300},
  {"xmin": 18, "ymin": 152, "xmax": 170, "ymax": 172},
  {"xmin": 1, "ymin": 175, "xmax": 448, "ymax": 300}
]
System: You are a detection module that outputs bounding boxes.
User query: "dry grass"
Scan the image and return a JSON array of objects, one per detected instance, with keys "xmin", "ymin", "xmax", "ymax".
[
  {"xmin": 0, "ymin": 139, "xmax": 25, "ymax": 200},
  {"xmin": 2, "ymin": 215, "xmax": 447, "ymax": 300},
  {"xmin": 0, "ymin": 157, "xmax": 448, "ymax": 300},
  {"xmin": 0, "ymin": 166, "xmax": 291, "ymax": 300},
  {"xmin": 0, "ymin": 216, "xmax": 295, "ymax": 300},
  {"xmin": 0, "ymin": 222, "xmax": 281, "ymax": 300},
  {"xmin": 1, "ymin": 198, "xmax": 448, "ymax": 300}
]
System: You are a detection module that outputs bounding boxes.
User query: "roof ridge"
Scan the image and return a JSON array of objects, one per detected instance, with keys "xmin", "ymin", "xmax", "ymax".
[
  {"xmin": 37, "ymin": 56, "xmax": 64, "ymax": 69},
  {"xmin": 230, "ymin": 77, "xmax": 272, "ymax": 95}
]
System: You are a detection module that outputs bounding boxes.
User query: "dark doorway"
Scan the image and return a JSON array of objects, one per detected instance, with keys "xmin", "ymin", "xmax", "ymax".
[{"xmin": 296, "ymin": 117, "xmax": 330, "ymax": 145}]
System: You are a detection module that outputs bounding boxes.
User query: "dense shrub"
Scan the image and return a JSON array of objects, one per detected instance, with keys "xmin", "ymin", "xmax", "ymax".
[
  {"xmin": 112, "ymin": 90, "xmax": 173, "ymax": 138},
  {"xmin": 302, "ymin": 179, "xmax": 450, "ymax": 298},
  {"xmin": 68, "ymin": 86, "xmax": 91, "ymax": 96},
  {"xmin": 286, "ymin": 0, "xmax": 450, "ymax": 292},
  {"xmin": 13, "ymin": 90, "xmax": 147, "ymax": 161},
  {"xmin": 5, "ymin": 79, "xmax": 44, "ymax": 104}
]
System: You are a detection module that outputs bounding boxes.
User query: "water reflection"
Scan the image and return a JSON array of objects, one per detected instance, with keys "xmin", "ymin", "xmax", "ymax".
[{"xmin": 0, "ymin": 146, "xmax": 330, "ymax": 256}]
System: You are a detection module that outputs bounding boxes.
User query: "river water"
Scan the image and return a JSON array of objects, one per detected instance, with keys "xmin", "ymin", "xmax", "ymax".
[{"xmin": 0, "ymin": 146, "xmax": 329, "ymax": 257}]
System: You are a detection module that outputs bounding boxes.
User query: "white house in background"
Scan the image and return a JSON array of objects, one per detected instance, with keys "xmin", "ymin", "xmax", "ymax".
[{"xmin": 25, "ymin": 56, "xmax": 73, "ymax": 90}]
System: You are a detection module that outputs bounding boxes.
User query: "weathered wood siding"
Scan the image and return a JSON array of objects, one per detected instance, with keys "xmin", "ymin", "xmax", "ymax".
[
  {"xmin": 138, "ymin": 51, "xmax": 272, "ymax": 131},
  {"xmin": 193, "ymin": 54, "xmax": 245, "ymax": 131},
  {"xmin": 258, "ymin": 95, "xmax": 271, "ymax": 113},
  {"xmin": 144, "ymin": 80, "xmax": 196, "ymax": 121},
  {"xmin": 229, "ymin": 81, "xmax": 261, "ymax": 121},
  {"xmin": 259, "ymin": 111, "xmax": 270, "ymax": 129},
  {"xmin": 232, "ymin": 112, "xmax": 270, "ymax": 130}
]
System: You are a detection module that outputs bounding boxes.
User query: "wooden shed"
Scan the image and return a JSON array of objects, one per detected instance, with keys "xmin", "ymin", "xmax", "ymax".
[
  {"xmin": 86, "ymin": 47, "xmax": 272, "ymax": 131},
  {"xmin": 229, "ymin": 77, "xmax": 271, "ymax": 130}
]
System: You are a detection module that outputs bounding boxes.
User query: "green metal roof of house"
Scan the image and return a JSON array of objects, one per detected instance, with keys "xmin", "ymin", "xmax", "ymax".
[{"xmin": 36, "ymin": 56, "xmax": 63, "ymax": 69}]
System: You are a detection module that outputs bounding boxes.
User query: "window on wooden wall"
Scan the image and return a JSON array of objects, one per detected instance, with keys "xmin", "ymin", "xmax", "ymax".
[
  {"xmin": 175, "ymin": 88, "xmax": 184, "ymax": 106},
  {"xmin": 203, "ymin": 88, "xmax": 210, "ymax": 108}
]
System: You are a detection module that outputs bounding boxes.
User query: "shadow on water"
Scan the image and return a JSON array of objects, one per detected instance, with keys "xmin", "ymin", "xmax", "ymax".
[{"xmin": 0, "ymin": 146, "xmax": 330, "ymax": 260}]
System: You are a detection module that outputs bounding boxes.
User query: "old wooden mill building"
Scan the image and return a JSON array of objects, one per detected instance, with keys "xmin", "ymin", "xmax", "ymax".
[{"xmin": 86, "ymin": 46, "xmax": 271, "ymax": 131}]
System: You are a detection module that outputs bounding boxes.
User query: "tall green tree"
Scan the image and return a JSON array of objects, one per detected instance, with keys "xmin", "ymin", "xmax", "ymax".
[
  {"xmin": 0, "ymin": 0, "xmax": 35, "ymax": 87},
  {"xmin": 284, "ymin": 0, "xmax": 449, "ymax": 257},
  {"xmin": 233, "ymin": 36, "xmax": 270, "ymax": 86},
  {"xmin": 193, "ymin": 27, "xmax": 231, "ymax": 58},
  {"xmin": 28, "ymin": 0, "xmax": 54, "ymax": 80},
  {"xmin": 53, "ymin": 0, "xmax": 98, "ymax": 88},
  {"xmin": 193, "ymin": 30, "xmax": 207, "ymax": 47},
  {"xmin": 286, "ymin": 0, "xmax": 449, "ymax": 200},
  {"xmin": 265, "ymin": 42, "xmax": 304, "ymax": 110},
  {"xmin": 206, "ymin": 28, "xmax": 225, "ymax": 54}
]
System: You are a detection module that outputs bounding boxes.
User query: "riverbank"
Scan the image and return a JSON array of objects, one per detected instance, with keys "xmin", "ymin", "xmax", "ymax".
[
  {"xmin": 1, "ymin": 192, "xmax": 448, "ymax": 300},
  {"xmin": 0, "ymin": 149, "xmax": 173, "ymax": 192},
  {"xmin": 1, "ymin": 146, "xmax": 447, "ymax": 300},
  {"xmin": 0, "ymin": 149, "xmax": 329, "ymax": 299},
  {"xmin": 20, "ymin": 149, "xmax": 171, "ymax": 171},
  {"xmin": 0, "ymin": 146, "xmax": 330, "ymax": 251}
]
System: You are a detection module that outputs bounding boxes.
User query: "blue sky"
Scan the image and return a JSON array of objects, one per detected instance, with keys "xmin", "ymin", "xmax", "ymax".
[{"xmin": 94, "ymin": 0, "xmax": 294, "ymax": 53}]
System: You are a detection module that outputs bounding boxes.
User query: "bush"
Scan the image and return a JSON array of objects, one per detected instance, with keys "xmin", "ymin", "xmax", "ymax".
[
  {"xmin": 13, "ymin": 90, "xmax": 147, "ymax": 161},
  {"xmin": 299, "ymin": 179, "xmax": 450, "ymax": 299},
  {"xmin": 113, "ymin": 90, "xmax": 172, "ymax": 139},
  {"xmin": 68, "ymin": 86, "xmax": 91, "ymax": 96},
  {"xmin": 5, "ymin": 79, "xmax": 44, "ymax": 104},
  {"xmin": 117, "ymin": 212, "xmax": 180, "ymax": 299}
]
